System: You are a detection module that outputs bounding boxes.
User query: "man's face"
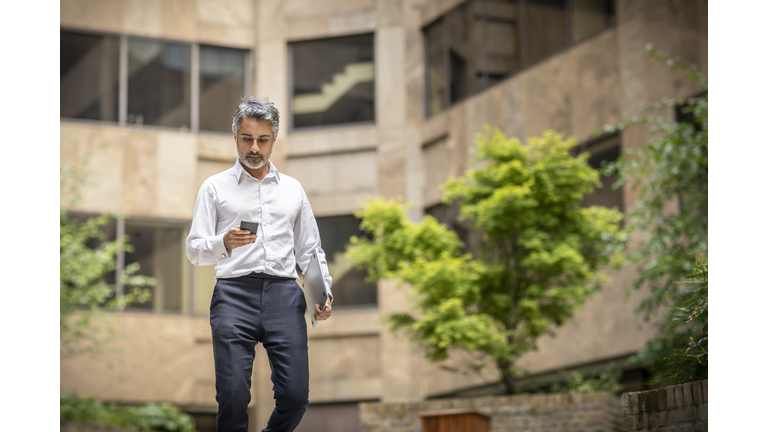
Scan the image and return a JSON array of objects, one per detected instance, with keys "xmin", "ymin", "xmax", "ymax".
[{"xmin": 234, "ymin": 117, "xmax": 276, "ymax": 171}]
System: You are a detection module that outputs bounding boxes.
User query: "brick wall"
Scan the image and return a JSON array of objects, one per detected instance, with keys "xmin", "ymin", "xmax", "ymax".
[
  {"xmin": 621, "ymin": 380, "xmax": 707, "ymax": 431},
  {"xmin": 360, "ymin": 393, "xmax": 622, "ymax": 432}
]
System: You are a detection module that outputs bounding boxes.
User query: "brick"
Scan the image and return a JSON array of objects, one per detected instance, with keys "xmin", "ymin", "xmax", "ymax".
[
  {"xmin": 694, "ymin": 420, "xmax": 708, "ymax": 432},
  {"xmin": 656, "ymin": 387, "xmax": 667, "ymax": 411},
  {"xmin": 622, "ymin": 393, "xmax": 631, "ymax": 417},
  {"xmin": 648, "ymin": 390, "xmax": 658, "ymax": 413},
  {"xmin": 641, "ymin": 412, "xmax": 651, "ymax": 428},
  {"xmin": 684, "ymin": 383, "xmax": 694, "ymax": 406},
  {"xmin": 670, "ymin": 410, "xmax": 687, "ymax": 425},
  {"xmin": 666, "ymin": 387, "xmax": 676, "ymax": 410},
  {"xmin": 638, "ymin": 391, "xmax": 649, "ymax": 413},
  {"xmin": 655, "ymin": 411, "xmax": 668, "ymax": 427},
  {"xmin": 630, "ymin": 392, "xmax": 640, "ymax": 414},
  {"xmin": 703, "ymin": 380, "xmax": 707, "ymax": 403},
  {"xmin": 675, "ymin": 385, "xmax": 685, "ymax": 408},
  {"xmin": 698, "ymin": 403, "xmax": 707, "ymax": 420},
  {"xmin": 693, "ymin": 381, "xmax": 703, "ymax": 405}
]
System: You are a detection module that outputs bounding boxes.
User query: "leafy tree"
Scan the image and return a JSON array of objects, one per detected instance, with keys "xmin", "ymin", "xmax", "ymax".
[
  {"xmin": 600, "ymin": 45, "xmax": 708, "ymax": 384},
  {"xmin": 60, "ymin": 148, "xmax": 154, "ymax": 359},
  {"xmin": 347, "ymin": 129, "xmax": 625, "ymax": 394},
  {"xmin": 548, "ymin": 369, "xmax": 622, "ymax": 395}
]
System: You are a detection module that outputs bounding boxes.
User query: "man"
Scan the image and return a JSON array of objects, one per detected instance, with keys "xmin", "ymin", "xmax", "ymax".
[{"xmin": 186, "ymin": 97, "xmax": 332, "ymax": 432}]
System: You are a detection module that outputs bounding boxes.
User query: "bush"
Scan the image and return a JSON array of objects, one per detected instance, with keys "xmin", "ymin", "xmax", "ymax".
[
  {"xmin": 60, "ymin": 394, "xmax": 197, "ymax": 432},
  {"xmin": 548, "ymin": 370, "xmax": 622, "ymax": 394}
]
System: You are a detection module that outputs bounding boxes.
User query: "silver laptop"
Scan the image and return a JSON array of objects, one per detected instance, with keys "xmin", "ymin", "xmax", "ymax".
[{"xmin": 302, "ymin": 248, "xmax": 333, "ymax": 329}]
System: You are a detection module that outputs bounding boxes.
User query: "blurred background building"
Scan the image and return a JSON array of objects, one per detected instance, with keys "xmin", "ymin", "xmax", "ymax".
[{"xmin": 59, "ymin": 1, "xmax": 707, "ymax": 431}]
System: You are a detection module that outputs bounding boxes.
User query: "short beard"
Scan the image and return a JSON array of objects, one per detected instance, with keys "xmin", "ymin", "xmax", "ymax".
[{"xmin": 239, "ymin": 154, "xmax": 270, "ymax": 170}]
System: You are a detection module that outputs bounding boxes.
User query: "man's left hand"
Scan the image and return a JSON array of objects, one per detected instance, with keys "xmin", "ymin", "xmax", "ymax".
[{"xmin": 313, "ymin": 302, "xmax": 332, "ymax": 321}]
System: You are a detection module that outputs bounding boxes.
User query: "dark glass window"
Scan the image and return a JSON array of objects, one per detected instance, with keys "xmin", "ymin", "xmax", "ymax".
[
  {"xmin": 579, "ymin": 135, "xmax": 623, "ymax": 212},
  {"xmin": 315, "ymin": 215, "xmax": 377, "ymax": 307},
  {"xmin": 60, "ymin": 31, "xmax": 120, "ymax": 121},
  {"xmin": 291, "ymin": 34, "xmax": 375, "ymax": 128},
  {"xmin": 425, "ymin": 19, "xmax": 447, "ymax": 117},
  {"xmin": 199, "ymin": 45, "xmax": 247, "ymax": 133},
  {"xmin": 572, "ymin": 0, "xmax": 615, "ymax": 42},
  {"xmin": 127, "ymin": 37, "xmax": 191, "ymax": 128},
  {"xmin": 526, "ymin": 0, "xmax": 568, "ymax": 65},
  {"xmin": 124, "ymin": 221, "xmax": 185, "ymax": 312}
]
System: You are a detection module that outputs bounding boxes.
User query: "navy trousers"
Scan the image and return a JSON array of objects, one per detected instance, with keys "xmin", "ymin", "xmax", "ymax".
[{"xmin": 210, "ymin": 272, "xmax": 309, "ymax": 432}]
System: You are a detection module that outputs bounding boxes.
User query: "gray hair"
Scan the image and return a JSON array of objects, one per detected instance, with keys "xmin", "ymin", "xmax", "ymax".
[{"xmin": 232, "ymin": 97, "xmax": 280, "ymax": 137}]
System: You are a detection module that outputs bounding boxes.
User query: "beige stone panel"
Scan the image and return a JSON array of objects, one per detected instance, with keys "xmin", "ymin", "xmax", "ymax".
[
  {"xmin": 284, "ymin": 0, "xmax": 375, "ymax": 19},
  {"xmin": 307, "ymin": 336, "xmax": 381, "ymax": 401},
  {"xmin": 376, "ymin": 27, "xmax": 407, "ymax": 128},
  {"xmin": 61, "ymin": 122, "xmax": 126, "ymax": 215},
  {"xmin": 307, "ymin": 307, "xmax": 381, "ymax": 339},
  {"xmin": 254, "ymin": 345, "xmax": 273, "ymax": 432},
  {"xmin": 196, "ymin": 159, "xmax": 235, "ymax": 190},
  {"xmin": 196, "ymin": 25, "xmax": 255, "ymax": 48},
  {"xmin": 255, "ymin": 40, "xmax": 289, "ymax": 170},
  {"xmin": 504, "ymin": 76, "xmax": 529, "ymax": 142},
  {"xmin": 121, "ymin": 130, "xmax": 159, "ymax": 216},
  {"xmin": 196, "ymin": 0, "xmax": 254, "ymax": 29},
  {"xmin": 60, "ymin": 312, "xmax": 217, "ymax": 408},
  {"xmin": 376, "ymin": 0, "xmax": 403, "ymax": 27},
  {"xmin": 286, "ymin": 150, "xmax": 377, "ymax": 195},
  {"xmin": 123, "ymin": 0, "xmax": 163, "ymax": 38},
  {"xmin": 421, "ymin": 110, "xmax": 449, "ymax": 145},
  {"xmin": 423, "ymin": 350, "xmax": 500, "ymax": 397},
  {"xmin": 377, "ymin": 127, "xmax": 407, "ymax": 199},
  {"xmin": 198, "ymin": 132, "xmax": 237, "ymax": 162},
  {"xmin": 306, "ymin": 191, "xmax": 378, "ymax": 218},
  {"xmin": 404, "ymin": 125, "xmax": 424, "ymax": 221},
  {"xmin": 419, "ymin": 0, "xmax": 466, "ymax": 27},
  {"xmin": 257, "ymin": 0, "xmax": 286, "ymax": 43},
  {"xmin": 193, "ymin": 263, "xmax": 216, "ymax": 315},
  {"xmin": 155, "ymin": 132, "xmax": 198, "ymax": 219},
  {"xmin": 521, "ymin": 53, "xmax": 576, "ymax": 139},
  {"xmin": 516, "ymin": 264, "xmax": 657, "ymax": 375},
  {"xmin": 377, "ymin": 279, "xmax": 425, "ymax": 402},
  {"xmin": 567, "ymin": 28, "xmax": 622, "ymax": 142},
  {"xmin": 285, "ymin": 125, "xmax": 377, "ymax": 157},
  {"xmin": 61, "ymin": 0, "xmax": 125, "ymax": 34},
  {"xmin": 329, "ymin": 11, "xmax": 378, "ymax": 35},
  {"xmin": 404, "ymin": 28, "xmax": 426, "ymax": 124},
  {"xmin": 284, "ymin": 19, "xmax": 331, "ymax": 42}
]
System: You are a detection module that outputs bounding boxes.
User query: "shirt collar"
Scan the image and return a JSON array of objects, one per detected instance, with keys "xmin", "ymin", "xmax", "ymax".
[{"xmin": 234, "ymin": 159, "xmax": 281, "ymax": 184}]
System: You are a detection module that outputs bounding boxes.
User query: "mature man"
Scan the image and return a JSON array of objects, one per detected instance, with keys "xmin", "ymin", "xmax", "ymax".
[{"xmin": 186, "ymin": 97, "xmax": 332, "ymax": 432}]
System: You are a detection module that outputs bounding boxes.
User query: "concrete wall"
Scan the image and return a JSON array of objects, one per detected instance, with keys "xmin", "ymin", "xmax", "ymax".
[{"xmin": 60, "ymin": 0, "xmax": 708, "ymax": 430}]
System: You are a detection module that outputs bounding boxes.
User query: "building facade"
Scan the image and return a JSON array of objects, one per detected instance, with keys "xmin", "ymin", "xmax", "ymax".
[{"xmin": 59, "ymin": 1, "xmax": 708, "ymax": 431}]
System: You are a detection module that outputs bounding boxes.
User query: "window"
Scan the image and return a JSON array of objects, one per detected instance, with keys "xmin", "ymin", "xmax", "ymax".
[
  {"xmin": 424, "ymin": 0, "xmax": 614, "ymax": 116},
  {"xmin": 290, "ymin": 34, "xmax": 375, "ymax": 129},
  {"xmin": 60, "ymin": 29, "xmax": 248, "ymax": 133},
  {"xmin": 127, "ymin": 37, "xmax": 191, "ymax": 128},
  {"xmin": 123, "ymin": 219, "xmax": 187, "ymax": 312},
  {"xmin": 199, "ymin": 45, "xmax": 247, "ymax": 133},
  {"xmin": 315, "ymin": 215, "xmax": 377, "ymax": 307},
  {"xmin": 576, "ymin": 134, "xmax": 623, "ymax": 212},
  {"xmin": 60, "ymin": 31, "xmax": 120, "ymax": 121}
]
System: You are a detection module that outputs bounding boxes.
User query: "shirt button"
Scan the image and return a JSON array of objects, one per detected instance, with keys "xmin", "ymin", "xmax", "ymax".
[{"xmin": 221, "ymin": 253, "xmax": 226, "ymax": 258}]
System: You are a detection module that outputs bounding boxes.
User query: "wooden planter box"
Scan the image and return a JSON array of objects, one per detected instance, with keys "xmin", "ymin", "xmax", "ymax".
[{"xmin": 420, "ymin": 409, "xmax": 490, "ymax": 432}]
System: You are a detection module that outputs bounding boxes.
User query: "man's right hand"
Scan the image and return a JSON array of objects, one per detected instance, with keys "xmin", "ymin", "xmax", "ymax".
[{"xmin": 223, "ymin": 226, "xmax": 257, "ymax": 251}]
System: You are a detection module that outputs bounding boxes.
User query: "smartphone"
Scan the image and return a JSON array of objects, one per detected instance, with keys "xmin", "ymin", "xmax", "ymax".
[{"xmin": 240, "ymin": 221, "xmax": 260, "ymax": 234}]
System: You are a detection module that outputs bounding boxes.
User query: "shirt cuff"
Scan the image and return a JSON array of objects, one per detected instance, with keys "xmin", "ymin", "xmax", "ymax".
[{"xmin": 214, "ymin": 233, "xmax": 230, "ymax": 260}]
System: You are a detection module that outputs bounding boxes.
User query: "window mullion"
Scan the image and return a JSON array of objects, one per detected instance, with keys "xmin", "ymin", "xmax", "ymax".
[
  {"xmin": 191, "ymin": 42, "xmax": 200, "ymax": 133},
  {"xmin": 119, "ymin": 34, "xmax": 128, "ymax": 127}
]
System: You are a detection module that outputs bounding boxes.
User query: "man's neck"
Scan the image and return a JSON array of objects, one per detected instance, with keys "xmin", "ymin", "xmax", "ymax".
[{"xmin": 240, "ymin": 160, "xmax": 270, "ymax": 181}]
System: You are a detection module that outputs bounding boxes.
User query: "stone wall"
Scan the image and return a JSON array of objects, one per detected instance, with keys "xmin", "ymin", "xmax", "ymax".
[
  {"xmin": 360, "ymin": 393, "xmax": 622, "ymax": 432},
  {"xmin": 621, "ymin": 380, "xmax": 707, "ymax": 432}
]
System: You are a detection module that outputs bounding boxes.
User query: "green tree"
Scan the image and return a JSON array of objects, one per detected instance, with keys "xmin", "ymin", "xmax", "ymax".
[
  {"xmin": 347, "ymin": 129, "xmax": 625, "ymax": 394},
  {"xmin": 60, "ymin": 148, "xmax": 154, "ymax": 359},
  {"xmin": 601, "ymin": 45, "xmax": 708, "ymax": 384}
]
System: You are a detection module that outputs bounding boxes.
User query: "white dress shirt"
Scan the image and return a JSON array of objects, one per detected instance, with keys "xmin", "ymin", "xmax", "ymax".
[{"xmin": 186, "ymin": 160, "xmax": 332, "ymax": 290}]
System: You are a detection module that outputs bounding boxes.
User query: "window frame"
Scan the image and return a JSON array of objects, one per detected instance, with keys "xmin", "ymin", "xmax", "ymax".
[
  {"xmin": 60, "ymin": 28, "xmax": 251, "ymax": 135},
  {"xmin": 287, "ymin": 31, "xmax": 377, "ymax": 132}
]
